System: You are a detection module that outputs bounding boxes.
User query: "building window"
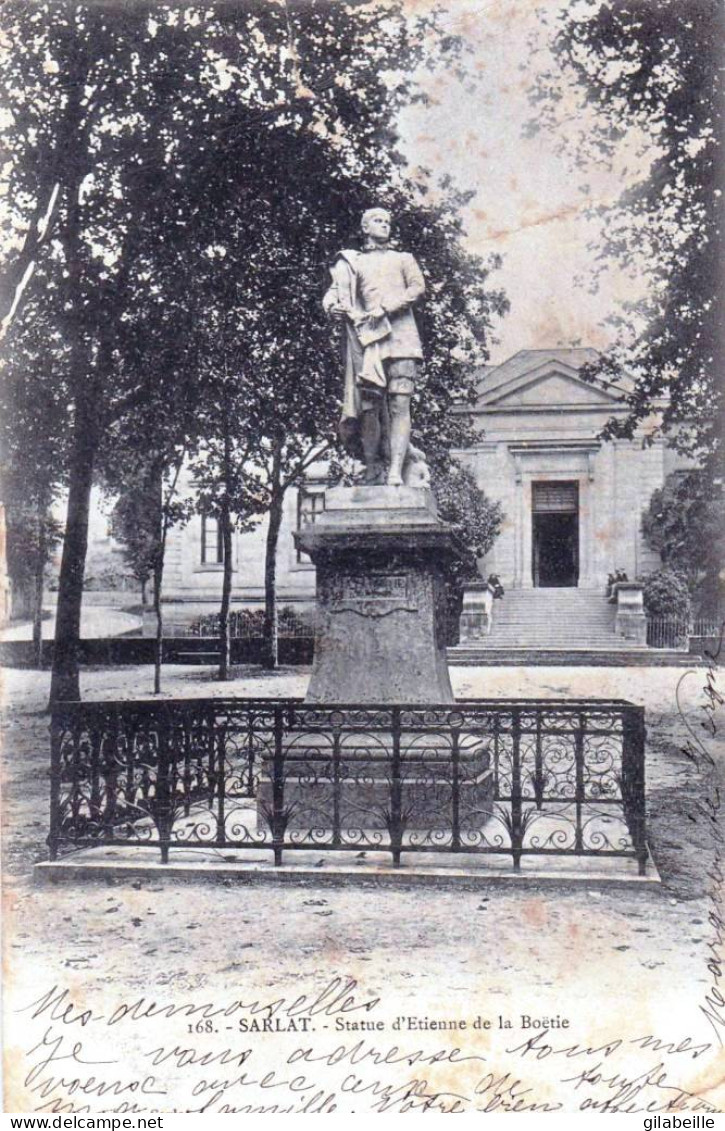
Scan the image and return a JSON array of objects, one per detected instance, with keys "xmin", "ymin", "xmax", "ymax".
[
  {"xmin": 296, "ymin": 488, "xmax": 325, "ymax": 563},
  {"xmin": 201, "ymin": 514, "xmax": 224, "ymax": 565}
]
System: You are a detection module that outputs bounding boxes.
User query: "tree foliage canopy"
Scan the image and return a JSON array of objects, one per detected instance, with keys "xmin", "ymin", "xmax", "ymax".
[
  {"xmin": 640, "ymin": 567, "xmax": 692, "ymax": 620},
  {"xmin": 2, "ymin": 0, "xmax": 506, "ymax": 485},
  {"xmin": 432, "ymin": 460, "xmax": 503, "ymax": 587},
  {"xmin": 642, "ymin": 470, "xmax": 725, "ymax": 613},
  {"xmin": 531, "ymin": 0, "xmax": 724, "ymax": 465},
  {"xmin": 1, "ymin": 1, "xmax": 508, "ymax": 689}
]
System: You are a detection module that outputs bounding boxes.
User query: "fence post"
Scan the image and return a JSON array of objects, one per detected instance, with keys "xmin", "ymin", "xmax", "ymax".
[
  {"xmin": 390, "ymin": 707, "xmax": 403, "ymax": 867},
  {"xmin": 182, "ymin": 714, "xmax": 192, "ymax": 818},
  {"xmin": 48, "ymin": 712, "xmax": 63, "ymax": 861},
  {"xmin": 155, "ymin": 708, "xmax": 173, "ymax": 864},
  {"xmin": 533, "ymin": 713, "xmax": 544, "ymax": 810},
  {"xmin": 103, "ymin": 710, "xmax": 119, "ymax": 839},
  {"xmin": 216, "ymin": 712, "xmax": 226, "ymax": 849},
  {"xmin": 89, "ymin": 724, "xmax": 102, "ymax": 830},
  {"xmin": 575, "ymin": 712, "xmax": 585, "ymax": 852},
  {"xmin": 510, "ymin": 709, "xmax": 523, "ymax": 871},
  {"xmin": 272, "ymin": 705, "xmax": 285, "ymax": 867},
  {"xmin": 246, "ymin": 712, "xmax": 256, "ymax": 798},
  {"xmin": 332, "ymin": 720, "xmax": 342, "ymax": 850},
  {"xmin": 623, "ymin": 706, "xmax": 647, "ymax": 875},
  {"xmin": 451, "ymin": 724, "xmax": 461, "ymax": 851}
]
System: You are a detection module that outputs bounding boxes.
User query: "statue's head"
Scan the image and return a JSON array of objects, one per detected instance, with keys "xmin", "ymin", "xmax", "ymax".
[{"xmin": 361, "ymin": 207, "xmax": 391, "ymax": 244}]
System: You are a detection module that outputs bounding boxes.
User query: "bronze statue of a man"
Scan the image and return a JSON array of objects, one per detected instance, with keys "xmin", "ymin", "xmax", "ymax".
[{"xmin": 323, "ymin": 208, "xmax": 426, "ymax": 486}]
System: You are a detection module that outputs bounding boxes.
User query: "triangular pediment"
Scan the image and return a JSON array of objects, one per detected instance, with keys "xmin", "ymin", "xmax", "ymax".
[
  {"xmin": 475, "ymin": 350, "xmax": 630, "ymax": 411},
  {"xmin": 488, "ymin": 367, "xmax": 622, "ymax": 408}
]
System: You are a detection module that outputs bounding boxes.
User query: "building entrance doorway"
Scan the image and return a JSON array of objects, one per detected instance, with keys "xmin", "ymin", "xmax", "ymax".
[{"xmin": 532, "ymin": 481, "xmax": 579, "ymax": 587}]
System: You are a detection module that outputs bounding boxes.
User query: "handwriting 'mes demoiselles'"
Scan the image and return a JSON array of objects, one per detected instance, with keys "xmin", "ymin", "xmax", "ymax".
[{"xmin": 104, "ymin": 977, "xmax": 380, "ymax": 1027}]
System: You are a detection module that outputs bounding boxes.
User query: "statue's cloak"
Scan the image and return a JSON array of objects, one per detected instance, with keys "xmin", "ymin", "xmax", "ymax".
[{"xmin": 323, "ymin": 250, "xmax": 390, "ymax": 455}]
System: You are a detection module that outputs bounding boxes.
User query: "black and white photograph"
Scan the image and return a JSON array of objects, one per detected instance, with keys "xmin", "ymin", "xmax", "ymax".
[{"xmin": 1, "ymin": 0, "xmax": 724, "ymax": 1115}]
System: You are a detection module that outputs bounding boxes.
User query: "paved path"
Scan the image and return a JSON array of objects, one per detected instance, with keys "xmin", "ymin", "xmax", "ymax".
[{"xmin": 1, "ymin": 605, "xmax": 143, "ymax": 641}]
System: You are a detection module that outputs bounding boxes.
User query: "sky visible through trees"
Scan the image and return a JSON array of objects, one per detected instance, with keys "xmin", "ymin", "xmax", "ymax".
[
  {"xmin": 1, "ymin": 0, "xmax": 721, "ymax": 688},
  {"xmin": 2, "ymin": 0, "xmax": 686, "ymax": 368}
]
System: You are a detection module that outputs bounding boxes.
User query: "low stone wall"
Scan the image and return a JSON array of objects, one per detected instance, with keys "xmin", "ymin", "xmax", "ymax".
[
  {"xmin": 689, "ymin": 633, "xmax": 723, "ymax": 659},
  {"xmin": 0, "ymin": 636, "xmax": 313, "ymax": 669}
]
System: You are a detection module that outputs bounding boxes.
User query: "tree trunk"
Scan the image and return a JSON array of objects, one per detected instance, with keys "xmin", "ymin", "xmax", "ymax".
[
  {"xmin": 217, "ymin": 409, "xmax": 234, "ymax": 681},
  {"xmin": 218, "ymin": 501, "xmax": 233, "ymax": 680},
  {"xmin": 47, "ymin": 27, "xmax": 92, "ymax": 706},
  {"xmin": 262, "ymin": 490, "xmax": 284, "ymax": 671},
  {"xmin": 152, "ymin": 471, "xmax": 165, "ymax": 695},
  {"xmin": 262, "ymin": 434, "xmax": 285, "ymax": 671},
  {"xmin": 49, "ymin": 418, "xmax": 96, "ymax": 705},
  {"xmin": 153, "ymin": 557, "xmax": 164, "ymax": 695},
  {"xmin": 32, "ymin": 516, "xmax": 46, "ymax": 668}
]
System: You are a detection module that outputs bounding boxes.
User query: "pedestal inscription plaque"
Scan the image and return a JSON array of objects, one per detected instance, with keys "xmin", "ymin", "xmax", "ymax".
[{"xmin": 328, "ymin": 572, "xmax": 417, "ymax": 617}]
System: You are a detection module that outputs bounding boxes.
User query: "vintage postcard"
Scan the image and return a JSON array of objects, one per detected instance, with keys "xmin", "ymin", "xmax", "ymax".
[{"xmin": 2, "ymin": 0, "xmax": 724, "ymax": 1116}]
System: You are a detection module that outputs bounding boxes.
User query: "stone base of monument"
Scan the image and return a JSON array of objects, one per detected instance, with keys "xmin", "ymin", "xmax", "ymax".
[
  {"xmin": 257, "ymin": 733, "xmax": 494, "ymax": 833},
  {"xmin": 294, "ymin": 485, "xmax": 457, "ymax": 704},
  {"xmin": 270, "ymin": 485, "xmax": 472, "ymax": 841}
]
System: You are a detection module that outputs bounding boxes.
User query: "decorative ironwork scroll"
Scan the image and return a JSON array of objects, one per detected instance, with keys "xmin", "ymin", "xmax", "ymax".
[{"xmin": 49, "ymin": 697, "xmax": 647, "ymax": 874}]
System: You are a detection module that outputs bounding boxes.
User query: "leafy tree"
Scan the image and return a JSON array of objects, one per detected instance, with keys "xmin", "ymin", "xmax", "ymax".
[
  {"xmin": 106, "ymin": 448, "xmax": 195, "ymax": 692},
  {"xmin": 1, "ymin": 1, "xmax": 205, "ymax": 701},
  {"xmin": 1, "ymin": 1, "xmax": 300, "ymax": 698},
  {"xmin": 531, "ymin": 0, "xmax": 724, "ymax": 468},
  {"xmin": 640, "ymin": 568, "xmax": 691, "ymax": 620},
  {"xmin": 3, "ymin": 0, "xmax": 506, "ymax": 694},
  {"xmin": 431, "ymin": 461, "xmax": 504, "ymax": 645},
  {"xmin": 110, "ymin": 476, "xmax": 160, "ymax": 606},
  {"xmin": 642, "ymin": 471, "xmax": 724, "ymax": 615},
  {"xmin": 187, "ymin": 331, "xmax": 264, "ymax": 681},
  {"xmin": 0, "ymin": 301, "xmax": 69, "ymax": 664},
  {"xmin": 102, "ymin": 426, "xmax": 198, "ymax": 691},
  {"xmin": 4, "ymin": 504, "xmax": 63, "ymax": 662},
  {"xmin": 151, "ymin": 459, "xmax": 195, "ymax": 695},
  {"xmin": 159, "ymin": 4, "xmax": 506, "ymax": 671}
]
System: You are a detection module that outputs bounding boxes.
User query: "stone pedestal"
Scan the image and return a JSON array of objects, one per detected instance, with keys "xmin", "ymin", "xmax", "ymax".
[
  {"xmin": 256, "ymin": 486, "xmax": 494, "ymax": 851},
  {"xmin": 459, "ymin": 582, "xmax": 495, "ymax": 642},
  {"xmin": 294, "ymin": 485, "xmax": 456, "ymax": 704},
  {"xmin": 258, "ymin": 734, "xmax": 494, "ymax": 832},
  {"xmin": 614, "ymin": 582, "xmax": 647, "ymax": 645}
]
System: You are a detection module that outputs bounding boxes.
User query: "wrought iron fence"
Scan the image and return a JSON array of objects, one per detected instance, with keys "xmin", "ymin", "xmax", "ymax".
[
  {"xmin": 691, "ymin": 619, "xmax": 724, "ymax": 641},
  {"xmin": 49, "ymin": 698, "xmax": 647, "ymax": 874},
  {"xmin": 186, "ymin": 610, "xmax": 314, "ymax": 639},
  {"xmin": 646, "ymin": 617, "xmax": 722, "ymax": 650}
]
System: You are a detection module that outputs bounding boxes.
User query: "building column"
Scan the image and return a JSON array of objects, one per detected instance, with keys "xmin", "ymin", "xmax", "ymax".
[
  {"xmin": 578, "ymin": 473, "xmax": 594, "ymax": 589},
  {"xmin": 521, "ymin": 475, "xmax": 534, "ymax": 588},
  {"xmin": 513, "ymin": 455, "xmax": 524, "ymax": 588}
]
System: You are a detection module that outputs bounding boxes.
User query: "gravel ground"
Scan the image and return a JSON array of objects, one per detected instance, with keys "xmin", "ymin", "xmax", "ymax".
[{"xmin": 3, "ymin": 662, "xmax": 724, "ymax": 1114}]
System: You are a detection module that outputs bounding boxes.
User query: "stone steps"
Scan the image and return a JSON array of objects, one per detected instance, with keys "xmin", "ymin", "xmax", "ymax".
[
  {"xmin": 477, "ymin": 588, "xmax": 631, "ymax": 649},
  {"xmin": 453, "ymin": 585, "xmax": 697, "ymax": 664},
  {"xmin": 447, "ymin": 647, "xmax": 699, "ymax": 667},
  {"xmin": 460, "ymin": 587, "xmax": 654, "ymax": 661},
  {"xmin": 481, "ymin": 637, "xmax": 632, "ymax": 646}
]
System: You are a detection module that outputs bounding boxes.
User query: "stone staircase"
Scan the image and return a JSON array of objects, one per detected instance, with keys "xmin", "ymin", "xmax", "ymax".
[
  {"xmin": 479, "ymin": 588, "xmax": 627, "ymax": 648},
  {"xmin": 448, "ymin": 588, "xmax": 697, "ymax": 666}
]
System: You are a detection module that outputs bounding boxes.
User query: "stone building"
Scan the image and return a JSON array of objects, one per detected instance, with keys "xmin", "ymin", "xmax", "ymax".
[
  {"xmin": 454, "ymin": 348, "xmax": 683, "ymax": 591},
  {"xmin": 156, "ymin": 348, "xmax": 685, "ymax": 636}
]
